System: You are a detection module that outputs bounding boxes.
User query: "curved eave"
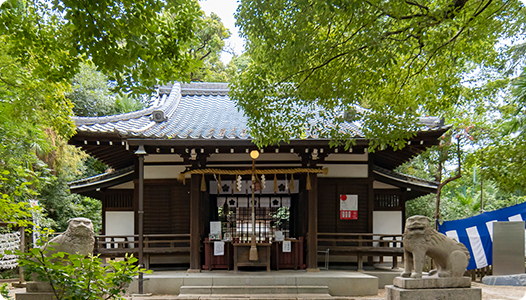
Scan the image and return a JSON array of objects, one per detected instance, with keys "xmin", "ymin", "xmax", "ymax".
[
  {"xmin": 69, "ymin": 132, "xmax": 136, "ymax": 170},
  {"xmin": 69, "ymin": 169, "xmax": 135, "ymax": 199},
  {"xmin": 373, "ymin": 168, "xmax": 438, "ymax": 201},
  {"xmin": 374, "ymin": 126, "xmax": 450, "ymax": 170}
]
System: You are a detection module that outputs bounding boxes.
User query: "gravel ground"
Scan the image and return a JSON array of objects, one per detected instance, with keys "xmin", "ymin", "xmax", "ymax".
[{"xmin": 4, "ymin": 282, "xmax": 526, "ymax": 299}]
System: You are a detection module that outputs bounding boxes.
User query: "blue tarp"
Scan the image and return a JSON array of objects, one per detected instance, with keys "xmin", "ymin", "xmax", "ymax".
[{"xmin": 438, "ymin": 202, "xmax": 526, "ymax": 270}]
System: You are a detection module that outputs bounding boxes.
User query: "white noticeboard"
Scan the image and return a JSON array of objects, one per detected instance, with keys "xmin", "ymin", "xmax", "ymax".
[
  {"xmin": 214, "ymin": 241, "xmax": 225, "ymax": 256},
  {"xmin": 210, "ymin": 221, "xmax": 222, "ymax": 234},
  {"xmin": 282, "ymin": 241, "xmax": 291, "ymax": 253}
]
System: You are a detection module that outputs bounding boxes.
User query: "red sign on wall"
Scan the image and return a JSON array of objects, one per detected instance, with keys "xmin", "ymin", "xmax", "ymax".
[{"xmin": 340, "ymin": 194, "xmax": 358, "ymax": 220}]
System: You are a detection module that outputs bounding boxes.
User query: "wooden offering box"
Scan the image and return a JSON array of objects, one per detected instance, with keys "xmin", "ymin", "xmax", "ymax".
[
  {"xmin": 203, "ymin": 238, "xmax": 232, "ymax": 270},
  {"xmin": 233, "ymin": 242, "xmax": 271, "ymax": 272}
]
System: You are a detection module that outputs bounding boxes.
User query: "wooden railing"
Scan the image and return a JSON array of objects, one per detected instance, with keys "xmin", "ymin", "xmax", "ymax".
[
  {"xmin": 94, "ymin": 234, "xmax": 191, "ymax": 258},
  {"xmin": 317, "ymin": 233, "xmax": 404, "ymax": 271}
]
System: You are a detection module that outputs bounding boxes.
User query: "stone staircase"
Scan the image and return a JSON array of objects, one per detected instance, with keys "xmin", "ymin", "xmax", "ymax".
[{"xmin": 128, "ymin": 270, "xmax": 379, "ymax": 297}]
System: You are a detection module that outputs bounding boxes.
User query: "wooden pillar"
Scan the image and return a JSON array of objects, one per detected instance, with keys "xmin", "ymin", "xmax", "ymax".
[
  {"xmin": 306, "ymin": 173, "xmax": 319, "ymax": 272},
  {"xmin": 367, "ymin": 153, "xmax": 374, "ymax": 233},
  {"xmin": 188, "ymin": 174, "xmax": 201, "ymax": 272},
  {"xmin": 136, "ymin": 150, "xmax": 146, "ymax": 294},
  {"xmin": 401, "ymin": 190, "xmax": 407, "ymax": 230}
]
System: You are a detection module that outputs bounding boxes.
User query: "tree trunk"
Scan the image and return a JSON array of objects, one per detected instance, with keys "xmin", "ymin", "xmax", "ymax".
[{"xmin": 434, "ymin": 138, "xmax": 462, "ymax": 230}]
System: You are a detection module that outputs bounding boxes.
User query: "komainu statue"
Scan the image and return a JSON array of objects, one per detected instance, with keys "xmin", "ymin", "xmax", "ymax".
[
  {"xmin": 42, "ymin": 217, "xmax": 95, "ymax": 257},
  {"xmin": 401, "ymin": 215, "xmax": 470, "ymax": 278}
]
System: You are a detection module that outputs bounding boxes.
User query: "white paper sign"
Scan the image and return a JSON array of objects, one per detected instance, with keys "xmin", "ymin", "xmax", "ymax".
[
  {"xmin": 340, "ymin": 194, "xmax": 358, "ymax": 220},
  {"xmin": 210, "ymin": 221, "xmax": 222, "ymax": 234},
  {"xmin": 214, "ymin": 241, "xmax": 224, "ymax": 256},
  {"xmin": 282, "ymin": 240, "xmax": 291, "ymax": 253}
]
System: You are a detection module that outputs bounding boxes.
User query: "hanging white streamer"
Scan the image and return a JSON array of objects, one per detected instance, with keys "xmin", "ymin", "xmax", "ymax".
[{"xmin": 0, "ymin": 232, "xmax": 20, "ymax": 269}]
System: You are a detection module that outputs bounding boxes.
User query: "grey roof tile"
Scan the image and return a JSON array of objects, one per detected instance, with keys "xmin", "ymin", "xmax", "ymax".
[{"xmin": 73, "ymin": 82, "xmax": 446, "ymax": 140}]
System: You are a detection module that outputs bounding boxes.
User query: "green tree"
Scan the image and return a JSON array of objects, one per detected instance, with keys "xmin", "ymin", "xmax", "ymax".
[
  {"xmin": 189, "ymin": 12, "xmax": 232, "ymax": 82},
  {"xmin": 226, "ymin": 53, "xmax": 251, "ymax": 81},
  {"xmin": 111, "ymin": 94, "xmax": 144, "ymax": 115},
  {"xmin": 1, "ymin": 0, "xmax": 203, "ymax": 95},
  {"xmin": 69, "ymin": 63, "xmax": 113, "ymax": 117},
  {"xmin": 401, "ymin": 127, "xmax": 526, "ymax": 222},
  {"xmin": 0, "ymin": 0, "xmax": 206, "ymax": 226},
  {"xmin": 480, "ymin": 75, "xmax": 526, "ymax": 194},
  {"xmin": 232, "ymin": 0, "xmax": 524, "ymax": 147}
]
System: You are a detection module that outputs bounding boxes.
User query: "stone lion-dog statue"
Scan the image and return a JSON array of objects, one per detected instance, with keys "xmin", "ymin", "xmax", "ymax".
[
  {"xmin": 32, "ymin": 218, "xmax": 95, "ymax": 282},
  {"xmin": 401, "ymin": 215, "xmax": 470, "ymax": 278},
  {"xmin": 42, "ymin": 217, "xmax": 95, "ymax": 257}
]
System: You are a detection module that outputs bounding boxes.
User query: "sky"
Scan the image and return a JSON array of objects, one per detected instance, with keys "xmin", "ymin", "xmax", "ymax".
[{"xmin": 198, "ymin": 0, "xmax": 245, "ymax": 64}]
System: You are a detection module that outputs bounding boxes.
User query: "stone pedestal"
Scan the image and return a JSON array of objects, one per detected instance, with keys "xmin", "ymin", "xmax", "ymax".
[
  {"xmin": 385, "ymin": 277, "xmax": 481, "ymax": 300},
  {"xmin": 15, "ymin": 282, "xmax": 56, "ymax": 300}
]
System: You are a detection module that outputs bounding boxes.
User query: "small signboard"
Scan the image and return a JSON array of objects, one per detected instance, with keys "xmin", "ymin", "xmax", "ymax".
[
  {"xmin": 214, "ymin": 241, "xmax": 225, "ymax": 256},
  {"xmin": 340, "ymin": 194, "xmax": 358, "ymax": 220},
  {"xmin": 282, "ymin": 241, "xmax": 291, "ymax": 253}
]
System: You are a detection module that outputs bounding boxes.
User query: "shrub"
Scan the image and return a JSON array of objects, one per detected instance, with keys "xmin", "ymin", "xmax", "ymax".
[{"xmin": 15, "ymin": 246, "xmax": 147, "ymax": 300}]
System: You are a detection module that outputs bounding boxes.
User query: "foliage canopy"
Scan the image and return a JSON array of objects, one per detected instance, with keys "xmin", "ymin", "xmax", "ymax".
[
  {"xmin": 232, "ymin": 0, "xmax": 525, "ymax": 147},
  {"xmin": 0, "ymin": 0, "xmax": 214, "ymax": 227}
]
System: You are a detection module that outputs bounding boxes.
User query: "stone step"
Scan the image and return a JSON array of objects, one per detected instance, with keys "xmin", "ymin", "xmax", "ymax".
[
  {"xmin": 128, "ymin": 271, "xmax": 379, "ymax": 296},
  {"xmin": 175, "ymin": 295, "xmax": 333, "ymax": 299},
  {"xmin": 179, "ymin": 285, "xmax": 330, "ymax": 296}
]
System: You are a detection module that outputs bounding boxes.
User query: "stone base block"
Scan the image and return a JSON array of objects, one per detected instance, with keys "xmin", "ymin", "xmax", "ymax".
[
  {"xmin": 17, "ymin": 281, "xmax": 59, "ymax": 300},
  {"xmin": 393, "ymin": 276, "xmax": 471, "ymax": 289},
  {"xmin": 26, "ymin": 281, "xmax": 54, "ymax": 292},
  {"xmin": 385, "ymin": 285, "xmax": 481, "ymax": 300},
  {"xmin": 15, "ymin": 292, "xmax": 55, "ymax": 300}
]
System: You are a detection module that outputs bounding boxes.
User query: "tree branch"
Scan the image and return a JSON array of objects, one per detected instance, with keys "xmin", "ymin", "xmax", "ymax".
[
  {"xmin": 405, "ymin": 0, "xmax": 430, "ymax": 12},
  {"xmin": 0, "ymin": 75, "xmax": 20, "ymax": 88}
]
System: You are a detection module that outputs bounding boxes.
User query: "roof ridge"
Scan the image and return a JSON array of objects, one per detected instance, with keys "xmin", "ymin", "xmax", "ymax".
[{"xmin": 73, "ymin": 83, "xmax": 181, "ymax": 126}]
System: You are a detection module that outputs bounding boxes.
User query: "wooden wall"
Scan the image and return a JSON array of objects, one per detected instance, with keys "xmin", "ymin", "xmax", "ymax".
[
  {"xmin": 141, "ymin": 179, "xmax": 191, "ymax": 234},
  {"xmin": 317, "ymin": 178, "xmax": 370, "ymax": 233}
]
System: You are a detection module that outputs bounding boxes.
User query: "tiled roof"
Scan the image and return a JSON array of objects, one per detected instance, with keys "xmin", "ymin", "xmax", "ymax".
[
  {"xmin": 73, "ymin": 82, "xmax": 445, "ymax": 140},
  {"xmin": 373, "ymin": 165, "xmax": 439, "ymax": 189},
  {"xmin": 68, "ymin": 166, "xmax": 134, "ymax": 190}
]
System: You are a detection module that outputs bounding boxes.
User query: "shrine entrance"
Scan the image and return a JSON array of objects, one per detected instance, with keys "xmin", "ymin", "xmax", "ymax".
[{"xmin": 203, "ymin": 173, "xmax": 305, "ymax": 271}]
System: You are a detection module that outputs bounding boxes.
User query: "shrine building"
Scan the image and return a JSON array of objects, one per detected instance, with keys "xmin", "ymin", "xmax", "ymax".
[{"xmin": 68, "ymin": 82, "xmax": 447, "ymax": 273}]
